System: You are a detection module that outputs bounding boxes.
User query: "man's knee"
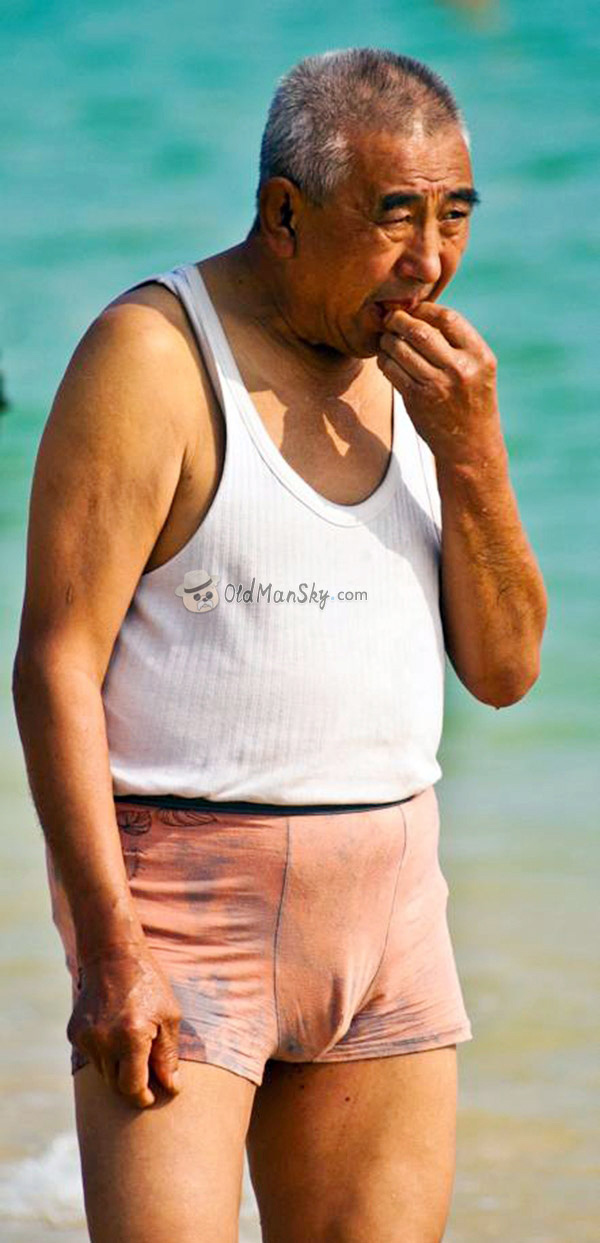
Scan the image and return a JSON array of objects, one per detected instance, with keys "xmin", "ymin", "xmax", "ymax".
[
  {"xmin": 262, "ymin": 1195, "xmax": 449, "ymax": 1243},
  {"xmin": 322, "ymin": 1187, "xmax": 449, "ymax": 1243},
  {"xmin": 324, "ymin": 1215, "xmax": 445, "ymax": 1243}
]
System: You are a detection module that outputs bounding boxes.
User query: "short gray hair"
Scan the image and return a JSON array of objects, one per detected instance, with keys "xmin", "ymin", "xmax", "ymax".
[{"xmin": 251, "ymin": 48, "xmax": 470, "ymax": 229}]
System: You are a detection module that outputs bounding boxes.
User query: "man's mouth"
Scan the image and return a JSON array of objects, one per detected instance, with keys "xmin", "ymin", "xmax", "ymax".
[{"xmin": 374, "ymin": 297, "xmax": 421, "ymax": 316}]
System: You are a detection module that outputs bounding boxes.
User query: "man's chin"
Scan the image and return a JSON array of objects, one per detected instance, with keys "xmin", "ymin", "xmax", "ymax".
[{"xmin": 347, "ymin": 334, "xmax": 381, "ymax": 360}]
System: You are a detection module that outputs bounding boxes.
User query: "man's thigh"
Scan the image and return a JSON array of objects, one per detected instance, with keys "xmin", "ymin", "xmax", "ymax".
[
  {"xmin": 246, "ymin": 1045, "xmax": 458, "ymax": 1243},
  {"xmin": 73, "ymin": 1059, "xmax": 257, "ymax": 1243}
]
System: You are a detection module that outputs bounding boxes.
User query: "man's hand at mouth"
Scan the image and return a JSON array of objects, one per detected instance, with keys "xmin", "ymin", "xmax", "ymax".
[{"xmin": 376, "ymin": 301, "xmax": 503, "ymax": 466}]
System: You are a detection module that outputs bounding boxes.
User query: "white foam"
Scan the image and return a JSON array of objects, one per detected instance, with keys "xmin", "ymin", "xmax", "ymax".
[
  {"xmin": 0, "ymin": 1131, "xmax": 260, "ymax": 1236},
  {"xmin": 0, "ymin": 1131, "xmax": 85, "ymax": 1225}
]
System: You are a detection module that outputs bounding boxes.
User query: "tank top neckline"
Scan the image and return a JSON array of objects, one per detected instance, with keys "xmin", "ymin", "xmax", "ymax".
[{"xmin": 183, "ymin": 261, "xmax": 403, "ymax": 527}]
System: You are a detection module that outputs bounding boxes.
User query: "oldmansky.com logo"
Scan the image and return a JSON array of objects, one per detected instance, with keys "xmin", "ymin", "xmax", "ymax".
[{"xmin": 175, "ymin": 570, "xmax": 368, "ymax": 614}]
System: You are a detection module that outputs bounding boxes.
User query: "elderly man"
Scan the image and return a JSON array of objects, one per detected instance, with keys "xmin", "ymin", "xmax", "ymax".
[{"xmin": 13, "ymin": 47, "xmax": 547, "ymax": 1243}]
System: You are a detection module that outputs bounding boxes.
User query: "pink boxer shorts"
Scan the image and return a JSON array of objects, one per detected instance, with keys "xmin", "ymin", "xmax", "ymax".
[{"xmin": 45, "ymin": 783, "xmax": 472, "ymax": 1086}]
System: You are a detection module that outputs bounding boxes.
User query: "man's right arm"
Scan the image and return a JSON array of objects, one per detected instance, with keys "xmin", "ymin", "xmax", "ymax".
[{"xmin": 12, "ymin": 301, "xmax": 196, "ymax": 963}]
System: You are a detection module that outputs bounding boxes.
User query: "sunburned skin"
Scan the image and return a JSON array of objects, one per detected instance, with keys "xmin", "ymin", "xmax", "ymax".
[{"xmin": 208, "ymin": 122, "xmax": 479, "ymax": 367}]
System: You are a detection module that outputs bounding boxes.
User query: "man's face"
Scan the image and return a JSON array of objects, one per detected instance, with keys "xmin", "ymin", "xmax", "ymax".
[{"xmin": 289, "ymin": 121, "xmax": 476, "ymax": 359}]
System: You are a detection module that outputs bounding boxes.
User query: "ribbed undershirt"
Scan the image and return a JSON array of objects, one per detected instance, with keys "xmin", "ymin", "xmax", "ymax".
[{"xmin": 101, "ymin": 261, "xmax": 445, "ymax": 807}]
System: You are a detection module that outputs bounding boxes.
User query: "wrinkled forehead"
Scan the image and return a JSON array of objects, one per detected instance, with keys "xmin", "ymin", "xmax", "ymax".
[{"xmin": 342, "ymin": 122, "xmax": 473, "ymax": 210}]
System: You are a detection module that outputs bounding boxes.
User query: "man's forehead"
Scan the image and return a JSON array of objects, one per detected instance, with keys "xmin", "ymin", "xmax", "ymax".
[{"xmin": 346, "ymin": 125, "xmax": 474, "ymax": 207}]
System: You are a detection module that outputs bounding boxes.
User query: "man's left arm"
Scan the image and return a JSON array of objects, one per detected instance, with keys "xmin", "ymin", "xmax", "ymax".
[
  {"xmin": 432, "ymin": 436, "xmax": 547, "ymax": 707},
  {"xmin": 377, "ymin": 303, "xmax": 548, "ymax": 709}
]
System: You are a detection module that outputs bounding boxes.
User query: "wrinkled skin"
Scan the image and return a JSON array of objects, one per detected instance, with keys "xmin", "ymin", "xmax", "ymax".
[
  {"xmin": 377, "ymin": 300, "xmax": 501, "ymax": 465},
  {"xmin": 67, "ymin": 943, "xmax": 182, "ymax": 1109},
  {"xmin": 244, "ymin": 121, "xmax": 501, "ymax": 465}
]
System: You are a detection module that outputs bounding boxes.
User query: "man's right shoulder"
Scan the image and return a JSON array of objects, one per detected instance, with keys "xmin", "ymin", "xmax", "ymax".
[
  {"xmin": 93, "ymin": 279, "xmax": 202, "ymax": 373},
  {"xmin": 71, "ymin": 279, "xmax": 216, "ymax": 434},
  {"xmin": 102, "ymin": 278, "xmax": 187, "ymax": 335}
]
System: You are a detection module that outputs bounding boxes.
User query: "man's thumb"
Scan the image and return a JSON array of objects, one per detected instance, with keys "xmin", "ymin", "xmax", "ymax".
[{"xmin": 151, "ymin": 1027, "xmax": 182, "ymax": 1094}]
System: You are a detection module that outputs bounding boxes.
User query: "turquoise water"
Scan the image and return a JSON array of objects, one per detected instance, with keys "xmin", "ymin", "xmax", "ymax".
[{"xmin": 1, "ymin": 0, "xmax": 598, "ymax": 1238}]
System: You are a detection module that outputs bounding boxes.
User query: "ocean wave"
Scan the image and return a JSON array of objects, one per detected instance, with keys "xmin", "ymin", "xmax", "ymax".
[{"xmin": 0, "ymin": 1131, "xmax": 85, "ymax": 1226}]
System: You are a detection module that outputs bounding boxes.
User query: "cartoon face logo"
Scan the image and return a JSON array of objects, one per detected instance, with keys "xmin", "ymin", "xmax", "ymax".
[{"xmin": 175, "ymin": 570, "xmax": 220, "ymax": 613}]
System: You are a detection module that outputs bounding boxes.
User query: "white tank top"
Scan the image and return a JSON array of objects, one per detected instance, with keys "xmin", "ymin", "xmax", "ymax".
[{"xmin": 102, "ymin": 261, "xmax": 445, "ymax": 805}]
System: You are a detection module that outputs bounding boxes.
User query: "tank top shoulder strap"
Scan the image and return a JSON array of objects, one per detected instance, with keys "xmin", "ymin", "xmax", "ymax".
[{"xmin": 116, "ymin": 262, "xmax": 241, "ymax": 432}]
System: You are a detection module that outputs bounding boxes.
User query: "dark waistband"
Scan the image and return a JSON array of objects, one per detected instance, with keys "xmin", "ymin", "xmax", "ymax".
[{"xmin": 112, "ymin": 792, "xmax": 417, "ymax": 817}]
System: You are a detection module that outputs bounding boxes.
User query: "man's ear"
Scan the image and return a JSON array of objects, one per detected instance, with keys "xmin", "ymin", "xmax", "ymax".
[{"xmin": 258, "ymin": 177, "xmax": 302, "ymax": 258}]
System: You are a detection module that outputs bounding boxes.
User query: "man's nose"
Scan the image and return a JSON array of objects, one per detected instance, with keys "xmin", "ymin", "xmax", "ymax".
[{"xmin": 396, "ymin": 222, "xmax": 443, "ymax": 287}]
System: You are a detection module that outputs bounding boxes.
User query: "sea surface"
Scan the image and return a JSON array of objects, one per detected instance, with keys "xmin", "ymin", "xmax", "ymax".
[{"xmin": 1, "ymin": 0, "xmax": 598, "ymax": 1238}]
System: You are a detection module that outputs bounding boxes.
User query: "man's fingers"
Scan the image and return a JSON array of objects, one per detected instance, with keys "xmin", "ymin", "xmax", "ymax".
[
  {"xmin": 150, "ymin": 1023, "xmax": 182, "ymax": 1096},
  {"xmin": 116, "ymin": 1045, "xmax": 156, "ymax": 1108},
  {"xmin": 71, "ymin": 1028, "xmax": 106, "ymax": 1084},
  {"xmin": 383, "ymin": 309, "xmax": 456, "ymax": 369},
  {"xmin": 377, "ymin": 351, "xmax": 419, "ymax": 393},
  {"xmin": 379, "ymin": 334, "xmax": 439, "ymax": 384},
  {"xmin": 410, "ymin": 302, "xmax": 481, "ymax": 350}
]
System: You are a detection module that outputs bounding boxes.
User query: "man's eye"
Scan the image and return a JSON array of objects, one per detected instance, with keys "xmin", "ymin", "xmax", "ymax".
[{"xmin": 444, "ymin": 211, "xmax": 469, "ymax": 221}]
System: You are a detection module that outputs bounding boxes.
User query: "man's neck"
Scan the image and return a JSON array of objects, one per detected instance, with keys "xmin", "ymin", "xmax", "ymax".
[{"xmin": 201, "ymin": 238, "xmax": 367, "ymax": 391}]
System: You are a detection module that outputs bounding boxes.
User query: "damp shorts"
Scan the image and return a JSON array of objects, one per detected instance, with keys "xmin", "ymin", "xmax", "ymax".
[{"xmin": 45, "ymin": 784, "xmax": 472, "ymax": 1087}]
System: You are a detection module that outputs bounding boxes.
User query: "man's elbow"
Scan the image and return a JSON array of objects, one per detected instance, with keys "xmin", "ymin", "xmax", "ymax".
[{"xmin": 469, "ymin": 660, "xmax": 542, "ymax": 709}]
